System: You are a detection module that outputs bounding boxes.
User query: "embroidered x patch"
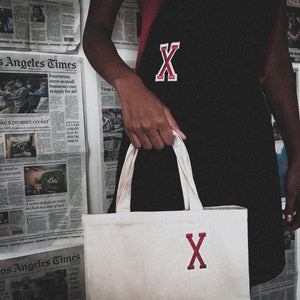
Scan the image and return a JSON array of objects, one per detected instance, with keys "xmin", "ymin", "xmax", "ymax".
[
  {"xmin": 186, "ymin": 233, "xmax": 207, "ymax": 270},
  {"xmin": 155, "ymin": 42, "xmax": 180, "ymax": 82}
]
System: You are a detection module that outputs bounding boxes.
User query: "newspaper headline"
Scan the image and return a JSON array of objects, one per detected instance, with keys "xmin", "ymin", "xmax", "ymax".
[{"xmin": 0, "ymin": 245, "xmax": 85, "ymax": 300}]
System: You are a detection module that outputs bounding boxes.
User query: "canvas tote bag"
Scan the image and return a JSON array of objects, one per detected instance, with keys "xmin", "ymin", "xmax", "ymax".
[{"xmin": 83, "ymin": 133, "xmax": 250, "ymax": 300}]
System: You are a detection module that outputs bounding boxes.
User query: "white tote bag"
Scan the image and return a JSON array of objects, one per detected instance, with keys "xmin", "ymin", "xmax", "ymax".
[{"xmin": 83, "ymin": 133, "xmax": 250, "ymax": 300}]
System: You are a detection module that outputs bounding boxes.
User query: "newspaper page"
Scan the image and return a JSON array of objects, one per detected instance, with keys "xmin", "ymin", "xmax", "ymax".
[
  {"xmin": 98, "ymin": 74, "xmax": 124, "ymax": 213},
  {"xmin": 287, "ymin": 0, "xmax": 300, "ymax": 61},
  {"xmin": 250, "ymin": 234, "xmax": 297, "ymax": 299},
  {"xmin": 112, "ymin": 0, "xmax": 140, "ymax": 50},
  {"xmin": 0, "ymin": 0, "xmax": 80, "ymax": 53},
  {"xmin": 0, "ymin": 52, "xmax": 87, "ymax": 257},
  {"xmin": 251, "ymin": 224, "xmax": 298, "ymax": 300},
  {"xmin": 0, "ymin": 245, "xmax": 85, "ymax": 300},
  {"xmin": 96, "ymin": 59, "xmax": 134, "ymax": 212}
]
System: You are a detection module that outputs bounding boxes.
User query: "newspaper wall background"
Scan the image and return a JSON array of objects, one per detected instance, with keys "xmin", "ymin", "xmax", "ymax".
[
  {"xmin": 287, "ymin": 0, "xmax": 300, "ymax": 61},
  {"xmin": 0, "ymin": 0, "xmax": 80, "ymax": 53},
  {"xmin": 0, "ymin": 245, "xmax": 85, "ymax": 300},
  {"xmin": 251, "ymin": 247, "xmax": 297, "ymax": 299},
  {"xmin": 112, "ymin": 0, "xmax": 140, "ymax": 50},
  {"xmin": 97, "ymin": 61, "xmax": 135, "ymax": 213},
  {"xmin": 0, "ymin": 52, "xmax": 87, "ymax": 258}
]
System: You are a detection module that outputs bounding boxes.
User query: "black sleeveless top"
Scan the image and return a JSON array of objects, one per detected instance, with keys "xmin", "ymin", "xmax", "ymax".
[{"xmin": 111, "ymin": 0, "xmax": 285, "ymax": 286}]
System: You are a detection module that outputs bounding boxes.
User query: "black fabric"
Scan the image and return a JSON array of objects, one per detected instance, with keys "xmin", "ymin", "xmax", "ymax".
[{"xmin": 110, "ymin": 0, "xmax": 285, "ymax": 286}]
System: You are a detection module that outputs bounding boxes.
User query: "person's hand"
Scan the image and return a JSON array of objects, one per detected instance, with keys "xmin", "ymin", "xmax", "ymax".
[
  {"xmin": 284, "ymin": 164, "xmax": 300, "ymax": 231},
  {"xmin": 116, "ymin": 75, "xmax": 186, "ymax": 150}
]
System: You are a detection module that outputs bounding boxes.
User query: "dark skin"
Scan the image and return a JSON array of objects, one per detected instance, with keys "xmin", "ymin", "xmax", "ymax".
[
  {"xmin": 83, "ymin": 0, "xmax": 186, "ymax": 151},
  {"xmin": 263, "ymin": 4, "xmax": 300, "ymax": 230},
  {"xmin": 83, "ymin": 0, "xmax": 300, "ymax": 229}
]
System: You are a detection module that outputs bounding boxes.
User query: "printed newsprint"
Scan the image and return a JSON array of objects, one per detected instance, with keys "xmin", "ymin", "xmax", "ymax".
[
  {"xmin": 287, "ymin": 0, "xmax": 300, "ymax": 61},
  {"xmin": 0, "ymin": 245, "xmax": 85, "ymax": 300},
  {"xmin": 98, "ymin": 74, "xmax": 123, "ymax": 213},
  {"xmin": 112, "ymin": 0, "xmax": 140, "ymax": 49},
  {"xmin": 97, "ymin": 61, "xmax": 136, "ymax": 213},
  {"xmin": 0, "ymin": 52, "xmax": 87, "ymax": 257},
  {"xmin": 251, "ymin": 237, "xmax": 297, "ymax": 300},
  {"xmin": 0, "ymin": 0, "xmax": 80, "ymax": 53}
]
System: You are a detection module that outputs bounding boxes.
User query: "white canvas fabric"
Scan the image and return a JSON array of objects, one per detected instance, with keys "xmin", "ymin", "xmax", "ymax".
[{"xmin": 83, "ymin": 133, "xmax": 250, "ymax": 300}]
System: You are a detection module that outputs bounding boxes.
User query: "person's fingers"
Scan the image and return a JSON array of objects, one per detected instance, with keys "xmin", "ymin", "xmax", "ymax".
[
  {"xmin": 125, "ymin": 121, "xmax": 153, "ymax": 149},
  {"xmin": 158, "ymin": 128, "xmax": 173, "ymax": 147},
  {"xmin": 125, "ymin": 105, "xmax": 185, "ymax": 149},
  {"xmin": 163, "ymin": 107, "xmax": 186, "ymax": 140},
  {"xmin": 140, "ymin": 118, "xmax": 167, "ymax": 149},
  {"xmin": 126, "ymin": 131, "xmax": 142, "ymax": 149},
  {"xmin": 283, "ymin": 213, "xmax": 300, "ymax": 232},
  {"xmin": 147, "ymin": 129, "xmax": 165, "ymax": 150},
  {"xmin": 285, "ymin": 191, "xmax": 296, "ymax": 223},
  {"xmin": 154, "ymin": 118, "xmax": 173, "ymax": 146},
  {"xmin": 135, "ymin": 127, "xmax": 153, "ymax": 150}
]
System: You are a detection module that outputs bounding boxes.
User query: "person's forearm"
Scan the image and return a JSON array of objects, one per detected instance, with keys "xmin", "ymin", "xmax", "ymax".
[
  {"xmin": 264, "ymin": 67, "xmax": 300, "ymax": 165},
  {"xmin": 263, "ymin": 7, "xmax": 300, "ymax": 165},
  {"xmin": 83, "ymin": 28, "xmax": 135, "ymax": 86},
  {"xmin": 264, "ymin": 5, "xmax": 300, "ymax": 225},
  {"xmin": 82, "ymin": 0, "xmax": 139, "ymax": 92},
  {"xmin": 82, "ymin": 0, "xmax": 185, "ymax": 149},
  {"xmin": 288, "ymin": 31, "xmax": 297, "ymax": 41},
  {"xmin": 83, "ymin": 23, "xmax": 149, "ymax": 112}
]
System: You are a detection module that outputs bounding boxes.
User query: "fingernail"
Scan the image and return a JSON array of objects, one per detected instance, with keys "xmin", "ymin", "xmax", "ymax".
[
  {"xmin": 286, "ymin": 214, "xmax": 293, "ymax": 222},
  {"xmin": 180, "ymin": 131, "xmax": 186, "ymax": 139}
]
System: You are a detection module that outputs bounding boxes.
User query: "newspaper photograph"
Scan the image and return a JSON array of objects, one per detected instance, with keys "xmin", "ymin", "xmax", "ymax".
[
  {"xmin": 275, "ymin": 141, "xmax": 288, "ymax": 198},
  {"xmin": 272, "ymin": 116, "xmax": 283, "ymax": 141},
  {"xmin": 112, "ymin": 0, "xmax": 141, "ymax": 49},
  {"xmin": 0, "ymin": 52, "xmax": 87, "ymax": 257},
  {"xmin": 0, "ymin": 0, "xmax": 80, "ymax": 53},
  {"xmin": 0, "ymin": 245, "xmax": 85, "ymax": 300}
]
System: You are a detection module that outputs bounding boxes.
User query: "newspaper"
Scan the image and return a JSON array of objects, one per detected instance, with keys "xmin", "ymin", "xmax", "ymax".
[
  {"xmin": 0, "ymin": 245, "xmax": 85, "ymax": 300},
  {"xmin": 251, "ymin": 236, "xmax": 297, "ymax": 299},
  {"xmin": 96, "ymin": 59, "xmax": 135, "ymax": 212},
  {"xmin": 0, "ymin": 52, "xmax": 87, "ymax": 257},
  {"xmin": 287, "ymin": 0, "xmax": 300, "ymax": 61},
  {"xmin": 0, "ymin": 0, "xmax": 80, "ymax": 53},
  {"xmin": 98, "ymin": 74, "xmax": 124, "ymax": 213},
  {"xmin": 112, "ymin": 0, "xmax": 140, "ymax": 50}
]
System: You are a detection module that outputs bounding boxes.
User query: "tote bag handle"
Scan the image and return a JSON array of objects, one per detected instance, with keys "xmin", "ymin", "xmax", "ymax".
[{"xmin": 116, "ymin": 131, "xmax": 203, "ymax": 213}]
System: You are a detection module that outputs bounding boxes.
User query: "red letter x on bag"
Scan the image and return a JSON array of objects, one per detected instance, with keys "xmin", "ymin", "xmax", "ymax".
[
  {"xmin": 186, "ymin": 233, "xmax": 207, "ymax": 270},
  {"xmin": 155, "ymin": 42, "xmax": 180, "ymax": 82}
]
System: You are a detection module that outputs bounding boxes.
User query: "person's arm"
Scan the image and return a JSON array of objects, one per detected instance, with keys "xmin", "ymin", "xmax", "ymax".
[
  {"xmin": 30, "ymin": 88, "xmax": 45, "ymax": 97},
  {"xmin": 263, "ymin": 4, "xmax": 300, "ymax": 228},
  {"xmin": 287, "ymin": 26, "xmax": 300, "ymax": 41},
  {"xmin": 83, "ymin": 0, "xmax": 185, "ymax": 150},
  {"xmin": 6, "ymin": 91, "xmax": 18, "ymax": 102}
]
